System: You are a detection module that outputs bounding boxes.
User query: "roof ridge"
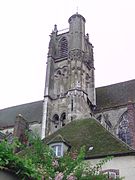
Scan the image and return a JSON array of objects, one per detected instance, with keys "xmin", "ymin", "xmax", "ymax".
[
  {"xmin": 0, "ymin": 100, "xmax": 43, "ymax": 111},
  {"xmin": 96, "ymin": 79, "xmax": 135, "ymax": 89},
  {"xmin": 47, "ymin": 134, "xmax": 69, "ymax": 144}
]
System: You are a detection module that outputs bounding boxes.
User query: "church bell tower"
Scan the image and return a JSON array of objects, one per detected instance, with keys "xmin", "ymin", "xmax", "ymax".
[{"xmin": 41, "ymin": 13, "xmax": 96, "ymax": 139}]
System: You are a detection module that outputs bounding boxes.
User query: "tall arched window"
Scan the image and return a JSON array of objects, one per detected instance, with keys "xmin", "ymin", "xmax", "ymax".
[
  {"xmin": 118, "ymin": 111, "xmax": 131, "ymax": 145},
  {"xmin": 59, "ymin": 37, "xmax": 68, "ymax": 58},
  {"xmin": 52, "ymin": 114, "xmax": 59, "ymax": 128},
  {"xmin": 60, "ymin": 112, "xmax": 66, "ymax": 126}
]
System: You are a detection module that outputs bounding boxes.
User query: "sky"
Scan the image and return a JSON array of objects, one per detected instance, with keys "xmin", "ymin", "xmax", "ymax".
[{"xmin": 0, "ymin": 0, "xmax": 135, "ymax": 109}]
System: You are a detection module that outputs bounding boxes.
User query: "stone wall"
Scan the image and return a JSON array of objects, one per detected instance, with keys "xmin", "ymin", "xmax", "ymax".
[
  {"xmin": 95, "ymin": 106, "xmax": 127, "ymax": 134},
  {"xmin": 29, "ymin": 123, "xmax": 41, "ymax": 136}
]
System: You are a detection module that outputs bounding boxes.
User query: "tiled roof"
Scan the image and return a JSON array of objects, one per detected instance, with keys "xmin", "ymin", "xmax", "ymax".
[
  {"xmin": 44, "ymin": 119, "xmax": 134, "ymax": 158},
  {"xmin": 96, "ymin": 79, "xmax": 135, "ymax": 111},
  {"xmin": 0, "ymin": 101, "xmax": 43, "ymax": 128}
]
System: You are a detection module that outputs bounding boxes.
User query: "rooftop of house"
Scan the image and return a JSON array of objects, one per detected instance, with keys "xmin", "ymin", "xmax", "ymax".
[
  {"xmin": 44, "ymin": 118, "xmax": 134, "ymax": 159},
  {"xmin": 0, "ymin": 79, "xmax": 135, "ymax": 128}
]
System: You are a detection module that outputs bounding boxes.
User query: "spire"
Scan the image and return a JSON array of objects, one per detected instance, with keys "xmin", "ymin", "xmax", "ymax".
[
  {"xmin": 76, "ymin": 6, "xmax": 78, "ymax": 14},
  {"xmin": 54, "ymin": 24, "xmax": 58, "ymax": 33}
]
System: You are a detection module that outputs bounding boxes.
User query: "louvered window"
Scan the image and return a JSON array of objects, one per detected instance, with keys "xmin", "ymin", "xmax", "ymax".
[{"xmin": 59, "ymin": 37, "xmax": 68, "ymax": 58}]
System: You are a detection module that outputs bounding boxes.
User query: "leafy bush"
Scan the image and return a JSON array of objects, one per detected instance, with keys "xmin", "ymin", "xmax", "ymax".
[{"xmin": 0, "ymin": 135, "xmax": 124, "ymax": 179}]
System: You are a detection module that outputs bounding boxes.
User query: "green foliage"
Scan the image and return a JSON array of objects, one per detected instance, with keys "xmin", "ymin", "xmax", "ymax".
[
  {"xmin": 0, "ymin": 134, "xmax": 124, "ymax": 180},
  {"xmin": 0, "ymin": 138, "xmax": 41, "ymax": 179}
]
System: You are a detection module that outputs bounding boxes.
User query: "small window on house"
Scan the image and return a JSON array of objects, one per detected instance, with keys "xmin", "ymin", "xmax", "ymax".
[
  {"xmin": 59, "ymin": 37, "xmax": 68, "ymax": 58},
  {"xmin": 51, "ymin": 144, "xmax": 63, "ymax": 157},
  {"xmin": 101, "ymin": 169, "xmax": 119, "ymax": 179}
]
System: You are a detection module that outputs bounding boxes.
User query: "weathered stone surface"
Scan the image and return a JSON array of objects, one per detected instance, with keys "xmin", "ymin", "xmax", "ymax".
[
  {"xmin": 41, "ymin": 13, "xmax": 95, "ymax": 138},
  {"xmin": 13, "ymin": 114, "xmax": 29, "ymax": 144}
]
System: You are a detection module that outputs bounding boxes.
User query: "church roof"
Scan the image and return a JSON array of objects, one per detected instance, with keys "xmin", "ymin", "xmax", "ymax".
[
  {"xmin": 0, "ymin": 79, "xmax": 135, "ymax": 128},
  {"xmin": 96, "ymin": 79, "xmax": 135, "ymax": 111},
  {"xmin": 44, "ymin": 119, "xmax": 134, "ymax": 158},
  {"xmin": 0, "ymin": 101, "xmax": 43, "ymax": 128}
]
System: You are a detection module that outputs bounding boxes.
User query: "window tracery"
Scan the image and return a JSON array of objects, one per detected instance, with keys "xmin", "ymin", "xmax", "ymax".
[{"xmin": 118, "ymin": 111, "xmax": 131, "ymax": 145}]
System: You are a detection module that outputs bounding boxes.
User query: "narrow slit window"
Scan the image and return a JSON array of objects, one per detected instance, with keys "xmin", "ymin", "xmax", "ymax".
[{"xmin": 71, "ymin": 99, "xmax": 73, "ymax": 111}]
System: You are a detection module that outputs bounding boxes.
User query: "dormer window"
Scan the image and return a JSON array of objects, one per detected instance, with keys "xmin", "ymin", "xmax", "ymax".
[
  {"xmin": 48, "ymin": 135, "xmax": 70, "ymax": 157},
  {"xmin": 51, "ymin": 143, "xmax": 63, "ymax": 157}
]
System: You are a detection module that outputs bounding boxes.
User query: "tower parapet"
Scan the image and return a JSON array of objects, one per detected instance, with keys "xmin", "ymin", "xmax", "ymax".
[{"xmin": 68, "ymin": 13, "xmax": 85, "ymax": 51}]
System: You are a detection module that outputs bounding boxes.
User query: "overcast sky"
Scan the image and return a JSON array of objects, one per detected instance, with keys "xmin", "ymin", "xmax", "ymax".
[{"xmin": 0, "ymin": 0, "xmax": 135, "ymax": 109}]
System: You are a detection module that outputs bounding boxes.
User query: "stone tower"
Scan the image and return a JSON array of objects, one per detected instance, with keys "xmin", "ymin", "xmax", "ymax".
[{"xmin": 41, "ymin": 13, "xmax": 96, "ymax": 139}]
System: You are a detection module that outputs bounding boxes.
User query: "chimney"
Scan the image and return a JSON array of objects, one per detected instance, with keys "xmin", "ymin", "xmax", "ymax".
[{"xmin": 13, "ymin": 114, "xmax": 29, "ymax": 145}]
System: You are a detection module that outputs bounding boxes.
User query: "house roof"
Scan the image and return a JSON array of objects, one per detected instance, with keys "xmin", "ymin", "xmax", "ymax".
[
  {"xmin": 0, "ymin": 79, "xmax": 135, "ymax": 128},
  {"xmin": 44, "ymin": 118, "xmax": 134, "ymax": 158},
  {"xmin": 96, "ymin": 79, "xmax": 135, "ymax": 111},
  {"xmin": 0, "ymin": 101, "xmax": 43, "ymax": 128}
]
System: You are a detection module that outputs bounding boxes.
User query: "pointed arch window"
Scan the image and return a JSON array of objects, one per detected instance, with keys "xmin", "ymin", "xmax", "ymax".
[
  {"xmin": 59, "ymin": 37, "xmax": 68, "ymax": 58},
  {"xmin": 52, "ymin": 114, "xmax": 59, "ymax": 128},
  {"xmin": 57, "ymin": 70, "xmax": 62, "ymax": 75},
  {"xmin": 60, "ymin": 112, "xmax": 66, "ymax": 126},
  {"xmin": 118, "ymin": 111, "xmax": 131, "ymax": 145}
]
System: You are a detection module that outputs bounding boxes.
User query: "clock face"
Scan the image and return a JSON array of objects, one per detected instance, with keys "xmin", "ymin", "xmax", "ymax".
[{"xmin": 118, "ymin": 112, "xmax": 131, "ymax": 145}]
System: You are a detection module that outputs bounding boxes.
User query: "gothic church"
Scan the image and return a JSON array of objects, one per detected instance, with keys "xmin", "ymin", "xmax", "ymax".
[
  {"xmin": 1, "ymin": 14, "xmax": 135, "ymax": 179},
  {"xmin": 0, "ymin": 13, "xmax": 135, "ymax": 149},
  {"xmin": 41, "ymin": 12, "xmax": 135, "ymax": 151}
]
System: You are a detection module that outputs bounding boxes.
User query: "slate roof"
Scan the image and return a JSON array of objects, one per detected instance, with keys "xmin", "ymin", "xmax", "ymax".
[
  {"xmin": 0, "ymin": 101, "xmax": 43, "ymax": 128},
  {"xmin": 96, "ymin": 79, "xmax": 135, "ymax": 111},
  {"xmin": 0, "ymin": 79, "xmax": 135, "ymax": 128},
  {"xmin": 44, "ymin": 119, "xmax": 134, "ymax": 158}
]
